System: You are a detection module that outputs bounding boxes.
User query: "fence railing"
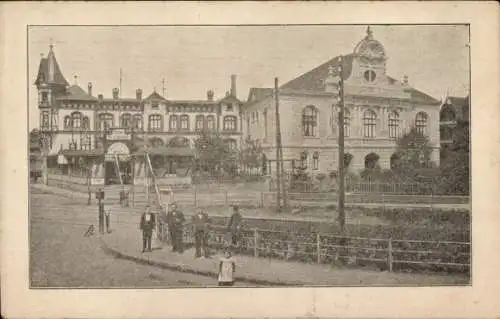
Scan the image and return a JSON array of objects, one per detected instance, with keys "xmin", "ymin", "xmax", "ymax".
[{"xmin": 161, "ymin": 223, "xmax": 470, "ymax": 274}]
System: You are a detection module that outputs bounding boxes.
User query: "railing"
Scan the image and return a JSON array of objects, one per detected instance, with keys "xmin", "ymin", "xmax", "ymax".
[{"xmin": 177, "ymin": 224, "xmax": 470, "ymax": 273}]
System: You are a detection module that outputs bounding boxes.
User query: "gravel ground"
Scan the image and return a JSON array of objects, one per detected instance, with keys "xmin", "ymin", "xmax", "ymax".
[{"xmin": 30, "ymin": 192, "xmax": 256, "ymax": 288}]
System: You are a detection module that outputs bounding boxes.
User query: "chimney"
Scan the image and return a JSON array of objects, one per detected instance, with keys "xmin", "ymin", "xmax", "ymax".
[
  {"xmin": 136, "ymin": 88, "xmax": 143, "ymax": 100},
  {"xmin": 207, "ymin": 90, "xmax": 214, "ymax": 101},
  {"xmin": 98, "ymin": 94, "xmax": 103, "ymax": 103},
  {"xmin": 402, "ymin": 75, "xmax": 409, "ymax": 85},
  {"xmin": 88, "ymin": 82, "xmax": 93, "ymax": 96},
  {"xmin": 112, "ymin": 88, "xmax": 119, "ymax": 99},
  {"xmin": 230, "ymin": 74, "xmax": 237, "ymax": 97}
]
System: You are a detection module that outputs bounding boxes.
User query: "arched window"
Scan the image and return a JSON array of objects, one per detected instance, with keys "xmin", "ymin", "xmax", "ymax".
[
  {"xmin": 82, "ymin": 116, "xmax": 90, "ymax": 130},
  {"xmin": 312, "ymin": 152, "xmax": 319, "ymax": 170},
  {"xmin": 300, "ymin": 151, "xmax": 308, "ymax": 168},
  {"xmin": 169, "ymin": 115, "xmax": 178, "ymax": 131},
  {"xmin": 98, "ymin": 113, "xmax": 114, "ymax": 131},
  {"xmin": 302, "ymin": 106, "xmax": 318, "ymax": 137},
  {"xmin": 180, "ymin": 114, "xmax": 190, "ymax": 130},
  {"xmin": 64, "ymin": 116, "xmax": 71, "ymax": 129},
  {"xmin": 206, "ymin": 115, "xmax": 215, "ymax": 131},
  {"xmin": 133, "ymin": 114, "xmax": 143, "ymax": 130},
  {"xmin": 388, "ymin": 111, "xmax": 400, "ymax": 138},
  {"xmin": 415, "ymin": 112, "xmax": 428, "ymax": 135},
  {"xmin": 195, "ymin": 115, "xmax": 205, "ymax": 131},
  {"xmin": 223, "ymin": 115, "xmax": 237, "ymax": 131},
  {"xmin": 120, "ymin": 113, "xmax": 132, "ymax": 128},
  {"xmin": 148, "ymin": 114, "xmax": 163, "ymax": 131},
  {"xmin": 344, "ymin": 109, "xmax": 351, "ymax": 137},
  {"xmin": 363, "ymin": 110, "xmax": 377, "ymax": 138},
  {"xmin": 71, "ymin": 112, "xmax": 82, "ymax": 129}
]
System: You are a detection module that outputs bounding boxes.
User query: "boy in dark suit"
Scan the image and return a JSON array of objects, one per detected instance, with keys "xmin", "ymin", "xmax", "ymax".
[
  {"xmin": 140, "ymin": 206, "xmax": 156, "ymax": 252},
  {"xmin": 227, "ymin": 205, "xmax": 243, "ymax": 249},
  {"xmin": 192, "ymin": 208, "xmax": 211, "ymax": 258}
]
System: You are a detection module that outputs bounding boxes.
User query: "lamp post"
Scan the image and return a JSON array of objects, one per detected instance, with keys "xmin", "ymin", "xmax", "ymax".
[{"xmin": 337, "ymin": 56, "xmax": 346, "ymax": 234}]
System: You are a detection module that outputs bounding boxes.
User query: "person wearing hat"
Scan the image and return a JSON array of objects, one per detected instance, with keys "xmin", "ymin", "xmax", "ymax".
[
  {"xmin": 227, "ymin": 205, "xmax": 243, "ymax": 249},
  {"xmin": 192, "ymin": 208, "xmax": 211, "ymax": 258},
  {"xmin": 167, "ymin": 202, "xmax": 185, "ymax": 253}
]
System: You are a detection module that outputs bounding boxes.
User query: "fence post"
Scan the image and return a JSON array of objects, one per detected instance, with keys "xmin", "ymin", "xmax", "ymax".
[
  {"xmin": 260, "ymin": 192, "xmax": 264, "ymax": 208},
  {"xmin": 253, "ymin": 228, "xmax": 259, "ymax": 257},
  {"xmin": 317, "ymin": 233, "xmax": 321, "ymax": 264},
  {"xmin": 387, "ymin": 238, "xmax": 393, "ymax": 272}
]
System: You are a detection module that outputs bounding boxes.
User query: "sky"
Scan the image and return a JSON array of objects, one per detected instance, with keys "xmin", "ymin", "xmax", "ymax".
[{"xmin": 28, "ymin": 25, "xmax": 470, "ymax": 130}]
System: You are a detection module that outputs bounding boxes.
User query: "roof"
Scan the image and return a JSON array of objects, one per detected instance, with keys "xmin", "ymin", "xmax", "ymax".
[
  {"xmin": 218, "ymin": 94, "xmax": 242, "ymax": 104},
  {"xmin": 34, "ymin": 47, "xmax": 69, "ymax": 87},
  {"xmin": 57, "ymin": 85, "xmax": 97, "ymax": 101},
  {"xmin": 144, "ymin": 91, "xmax": 167, "ymax": 101},
  {"xmin": 443, "ymin": 95, "xmax": 470, "ymax": 120},
  {"xmin": 168, "ymin": 100, "xmax": 217, "ymax": 106},
  {"xmin": 281, "ymin": 54, "xmax": 354, "ymax": 92},
  {"xmin": 247, "ymin": 88, "xmax": 273, "ymax": 103},
  {"xmin": 134, "ymin": 146, "xmax": 196, "ymax": 157}
]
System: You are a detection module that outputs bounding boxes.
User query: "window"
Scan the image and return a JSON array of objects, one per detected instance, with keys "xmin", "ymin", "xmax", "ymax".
[
  {"xmin": 64, "ymin": 116, "xmax": 71, "ymax": 129},
  {"xmin": 206, "ymin": 115, "xmax": 215, "ymax": 131},
  {"xmin": 226, "ymin": 104, "xmax": 233, "ymax": 112},
  {"xmin": 225, "ymin": 139, "xmax": 237, "ymax": 150},
  {"xmin": 41, "ymin": 92, "xmax": 48, "ymax": 103},
  {"xmin": 300, "ymin": 151, "xmax": 308, "ymax": 168},
  {"xmin": 364, "ymin": 70, "xmax": 376, "ymax": 82},
  {"xmin": 81, "ymin": 135, "xmax": 92, "ymax": 151},
  {"xmin": 302, "ymin": 106, "xmax": 318, "ymax": 137},
  {"xmin": 415, "ymin": 112, "xmax": 428, "ymax": 135},
  {"xmin": 82, "ymin": 117, "xmax": 90, "ymax": 130},
  {"xmin": 99, "ymin": 113, "xmax": 114, "ymax": 131},
  {"xmin": 152, "ymin": 102, "xmax": 159, "ymax": 109},
  {"xmin": 180, "ymin": 114, "xmax": 190, "ymax": 130},
  {"xmin": 40, "ymin": 111, "xmax": 49, "ymax": 128},
  {"xmin": 149, "ymin": 114, "xmax": 163, "ymax": 131},
  {"xmin": 223, "ymin": 115, "xmax": 237, "ymax": 131},
  {"xmin": 133, "ymin": 114, "xmax": 143, "ymax": 130},
  {"xmin": 313, "ymin": 152, "xmax": 319, "ymax": 170},
  {"xmin": 195, "ymin": 115, "xmax": 205, "ymax": 131},
  {"xmin": 363, "ymin": 110, "xmax": 377, "ymax": 138},
  {"xmin": 120, "ymin": 113, "xmax": 132, "ymax": 128},
  {"xmin": 388, "ymin": 111, "xmax": 400, "ymax": 138},
  {"xmin": 343, "ymin": 109, "xmax": 351, "ymax": 137},
  {"xmin": 169, "ymin": 115, "xmax": 178, "ymax": 131},
  {"xmin": 71, "ymin": 112, "xmax": 82, "ymax": 129}
]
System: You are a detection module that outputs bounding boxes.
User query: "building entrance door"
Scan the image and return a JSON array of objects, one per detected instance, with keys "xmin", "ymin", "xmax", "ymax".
[{"xmin": 104, "ymin": 142, "xmax": 132, "ymax": 185}]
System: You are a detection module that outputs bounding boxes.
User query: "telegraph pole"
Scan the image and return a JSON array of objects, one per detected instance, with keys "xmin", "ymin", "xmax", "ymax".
[
  {"xmin": 337, "ymin": 56, "xmax": 346, "ymax": 233},
  {"xmin": 275, "ymin": 78, "xmax": 288, "ymax": 211},
  {"xmin": 274, "ymin": 78, "xmax": 282, "ymax": 210}
]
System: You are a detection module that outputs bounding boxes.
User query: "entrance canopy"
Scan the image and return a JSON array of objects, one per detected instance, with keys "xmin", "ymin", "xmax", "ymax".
[{"xmin": 133, "ymin": 146, "xmax": 197, "ymax": 157}]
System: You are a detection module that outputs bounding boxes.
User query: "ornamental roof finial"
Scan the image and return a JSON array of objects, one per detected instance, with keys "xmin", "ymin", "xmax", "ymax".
[
  {"xmin": 49, "ymin": 38, "xmax": 54, "ymax": 51},
  {"xmin": 366, "ymin": 26, "xmax": 373, "ymax": 38}
]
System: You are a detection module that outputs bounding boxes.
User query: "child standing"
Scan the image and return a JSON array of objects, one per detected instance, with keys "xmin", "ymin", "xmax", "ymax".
[{"xmin": 218, "ymin": 250, "xmax": 236, "ymax": 287}]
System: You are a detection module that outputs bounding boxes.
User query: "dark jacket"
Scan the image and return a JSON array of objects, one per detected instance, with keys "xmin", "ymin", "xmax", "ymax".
[
  {"xmin": 167, "ymin": 210, "xmax": 185, "ymax": 228},
  {"xmin": 227, "ymin": 212, "xmax": 242, "ymax": 232},
  {"xmin": 140, "ymin": 212, "xmax": 156, "ymax": 233},
  {"xmin": 192, "ymin": 212, "xmax": 210, "ymax": 232}
]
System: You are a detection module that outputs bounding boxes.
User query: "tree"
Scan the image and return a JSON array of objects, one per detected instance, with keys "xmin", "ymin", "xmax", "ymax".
[
  {"xmin": 239, "ymin": 137, "xmax": 264, "ymax": 168},
  {"xmin": 193, "ymin": 130, "xmax": 237, "ymax": 175},
  {"xmin": 395, "ymin": 127, "xmax": 433, "ymax": 171}
]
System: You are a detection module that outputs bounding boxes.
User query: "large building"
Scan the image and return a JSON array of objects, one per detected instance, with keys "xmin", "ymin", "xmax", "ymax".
[
  {"xmin": 243, "ymin": 27, "xmax": 441, "ymax": 175},
  {"xmin": 35, "ymin": 44, "xmax": 243, "ymax": 185}
]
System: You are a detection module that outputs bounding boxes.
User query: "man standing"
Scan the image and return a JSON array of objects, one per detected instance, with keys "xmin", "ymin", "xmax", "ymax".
[
  {"xmin": 227, "ymin": 205, "xmax": 243, "ymax": 249},
  {"xmin": 140, "ymin": 206, "xmax": 156, "ymax": 253},
  {"xmin": 98, "ymin": 201, "xmax": 105, "ymax": 235},
  {"xmin": 167, "ymin": 203, "xmax": 185, "ymax": 253},
  {"xmin": 192, "ymin": 208, "xmax": 211, "ymax": 258},
  {"xmin": 105, "ymin": 209, "xmax": 111, "ymax": 233}
]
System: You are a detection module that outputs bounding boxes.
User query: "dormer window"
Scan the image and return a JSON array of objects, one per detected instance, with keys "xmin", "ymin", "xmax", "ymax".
[
  {"xmin": 226, "ymin": 104, "xmax": 233, "ymax": 112},
  {"xmin": 41, "ymin": 92, "xmax": 48, "ymax": 103},
  {"xmin": 364, "ymin": 70, "xmax": 376, "ymax": 82},
  {"xmin": 152, "ymin": 102, "xmax": 159, "ymax": 109}
]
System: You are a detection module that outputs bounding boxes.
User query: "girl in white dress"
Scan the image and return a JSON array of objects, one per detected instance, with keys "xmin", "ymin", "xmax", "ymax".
[{"xmin": 218, "ymin": 250, "xmax": 236, "ymax": 286}]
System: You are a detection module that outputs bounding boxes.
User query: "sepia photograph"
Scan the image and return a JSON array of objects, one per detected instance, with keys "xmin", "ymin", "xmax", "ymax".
[{"xmin": 28, "ymin": 24, "xmax": 471, "ymax": 289}]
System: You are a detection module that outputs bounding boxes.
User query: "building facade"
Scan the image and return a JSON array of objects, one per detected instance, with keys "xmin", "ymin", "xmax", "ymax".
[
  {"xmin": 243, "ymin": 27, "xmax": 442, "ymax": 175},
  {"xmin": 439, "ymin": 95, "xmax": 470, "ymax": 164},
  {"xmin": 35, "ymin": 44, "xmax": 243, "ymax": 185}
]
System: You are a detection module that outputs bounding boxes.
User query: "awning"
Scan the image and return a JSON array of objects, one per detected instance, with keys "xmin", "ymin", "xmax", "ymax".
[{"xmin": 133, "ymin": 146, "xmax": 197, "ymax": 157}]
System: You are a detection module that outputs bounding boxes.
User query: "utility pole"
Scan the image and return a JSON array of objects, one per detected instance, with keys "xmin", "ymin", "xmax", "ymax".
[
  {"xmin": 337, "ymin": 56, "xmax": 346, "ymax": 233},
  {"xmin": 275, "ymin": 78, "xmax": 288, "ymax": 211},
  {"xmin": 274, "ymin": 78, "xmax": 282, "ymax": 210}
]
